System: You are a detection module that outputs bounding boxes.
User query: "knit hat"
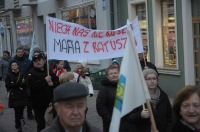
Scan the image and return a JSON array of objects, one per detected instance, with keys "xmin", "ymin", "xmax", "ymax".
[
  {"xmin": 112, "ymin": 59, "xmax": 120, "ymax": 68},
  {"xmin": 32, "ymin": 53, "xmax": 45, "ymax": 61},
  {"xmin": 78, "ymin": 60, "xmax": 88, "ymax": 67},
  {"xmin": 143, "ymin": 68, "xmax": 158, "ymax": 77},
  {"xmin": 112, "ymin": 59, "xmax": 119, "ymax": 65}
]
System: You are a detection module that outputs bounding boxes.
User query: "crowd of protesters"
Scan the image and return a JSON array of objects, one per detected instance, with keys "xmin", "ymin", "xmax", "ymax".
[{"xmin": 1, "ymin": 47, "xmax": 200, "ymax": 132}]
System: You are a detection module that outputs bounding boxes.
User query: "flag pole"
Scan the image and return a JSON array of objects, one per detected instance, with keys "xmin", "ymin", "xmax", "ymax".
[
  {"xmin": 146, "ymin": 99, "xmax": 158, "ymax": 132},
  {"xmin": 46, "ymin": 51, "xmax": 50, "ymax": 76},
  {"xmin": 47, "ymin": 60, "xmax": 49, "ymax": 76},
  {"xmin": 127, "ymin": 26, "xmax": 158, "ymax": 132}
]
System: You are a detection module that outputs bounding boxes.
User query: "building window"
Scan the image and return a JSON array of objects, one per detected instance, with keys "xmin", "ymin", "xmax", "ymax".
[
  {"xmin": 61, "ymin": 4, "xmax": 96, "ymax": 29},
  {"xmin": 136, "ymin": 3, "xmax": 148, "ymax": 51},
  {"xmin": 161, "ymin": 0, "xmax": 176, "ymax": 68},
  {"xmin": 16, "ymin": 17, "xmax": 33, "ymax": 48}
]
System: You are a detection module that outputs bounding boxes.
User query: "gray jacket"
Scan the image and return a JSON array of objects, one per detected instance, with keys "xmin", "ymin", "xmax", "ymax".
[
  {"xmin": 42, "ymin": 117, "xmax": 102, "ymax": 132},
  {"xmin": 0, "ymin": 57, "xmax": 11, "ymax": 80}
]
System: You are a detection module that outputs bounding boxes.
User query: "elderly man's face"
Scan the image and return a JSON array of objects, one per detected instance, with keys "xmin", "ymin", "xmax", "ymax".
[{"xmin": 55, "ymin": 97, "xmax": 87, "ymax": 129}]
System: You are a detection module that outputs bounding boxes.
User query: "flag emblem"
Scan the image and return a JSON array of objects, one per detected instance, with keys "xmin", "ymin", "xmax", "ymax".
[{"xmin": 114, "ymin": 75, "xmax": 126, "ymax": 111}]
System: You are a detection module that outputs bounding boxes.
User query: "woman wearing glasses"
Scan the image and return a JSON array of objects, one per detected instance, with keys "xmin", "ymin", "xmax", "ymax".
[
  {"xmin": 120, "ymin": 68, "xmax": 172, "ymax": 132},
  {"xmin": 171, "ymin": 85, "xmax": 200, "ymax": 132}
]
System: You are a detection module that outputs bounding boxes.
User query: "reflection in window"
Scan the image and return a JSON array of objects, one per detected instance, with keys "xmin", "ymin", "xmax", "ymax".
[
  {"xmin": 161, "ymin": 0, "xmax": 176, "ymax": 68},
  {"xmin": 62, "ymin": 5, "xmax": 96, "ymax": 29},
  {"xmin": 136, "ymin": 3, "xmax": 148, "ymax": 51},
  {"xmin": 16, "ymin": 17, "xmax": 33, "ymax": 48}
]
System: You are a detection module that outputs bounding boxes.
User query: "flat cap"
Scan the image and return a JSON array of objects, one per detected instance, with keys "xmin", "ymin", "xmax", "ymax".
[{"xmin": 53, "ymin": 82, "xmax": 88, "ymax": 102}]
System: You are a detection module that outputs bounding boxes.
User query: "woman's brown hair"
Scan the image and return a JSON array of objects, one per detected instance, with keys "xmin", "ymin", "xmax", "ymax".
[{"xmin": 173, "ymin": 85, "xmax": 200, "ymax": 121}]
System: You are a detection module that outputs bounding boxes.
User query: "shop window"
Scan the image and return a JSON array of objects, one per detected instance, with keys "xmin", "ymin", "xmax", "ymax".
[
  {"xmin": 16, "ymin": 17, "xmax": 33, "ymax": 47},
  {"xmin": 136, "ymin": 3, "xmax": 148, "ymax": 52},
  {"xmin": 161, "ymin": 0, "xmax": 176, "ymax": 68},
  {"xmin": 62, "ymin": 4, "xmax": 96, "ymax": 29}
]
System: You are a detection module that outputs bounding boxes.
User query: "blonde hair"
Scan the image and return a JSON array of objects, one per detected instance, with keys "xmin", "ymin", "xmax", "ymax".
[{"xmin": 59, "ymin": 72, "xmax": 75, "ymax": 84}]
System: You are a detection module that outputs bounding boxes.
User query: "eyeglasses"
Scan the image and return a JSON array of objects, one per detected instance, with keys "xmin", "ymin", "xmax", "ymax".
[
  {"xmin": 145, "ymin": 77, "xmax": 157, "ymax": 81},
  {"xmin": 181, "ymin": 104, "xmax": 200, "ymax": 109}
]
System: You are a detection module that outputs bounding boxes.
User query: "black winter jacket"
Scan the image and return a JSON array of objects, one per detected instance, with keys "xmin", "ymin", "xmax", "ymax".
[
  {"xmin": 140, "ymin": 60, "xmax": 158, "ymax": 75},
  {"xmin": 120, "ymin": 88, "xmax": 172, "ymax": 132},
  {"xmin": 5, "ymin": 71, "xmax": 28, "ymax": 108},
  {"xmin": 171, "ymin": 119, "xmax": 199, "ymax": 132},
  {"xmin": 26, "ymin": 66, "xmax": 59, "ymax": 108},
  {"xmin": 96, "ymin": 78, "xmax": 118, "ymax": 132},
  {"xmin": 42, "ymin": 117, "xmax": 102, "ymax": 132}
]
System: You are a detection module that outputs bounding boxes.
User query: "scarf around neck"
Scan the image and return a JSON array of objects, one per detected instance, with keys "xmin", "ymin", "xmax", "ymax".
[{"xmin": 150, "ymin": 87, "xmax": 160, "ymax": 109}]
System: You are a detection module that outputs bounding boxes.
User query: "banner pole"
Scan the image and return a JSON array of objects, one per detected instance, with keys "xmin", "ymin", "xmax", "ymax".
[{"xmin": 47, "ymin": 59, "xmax": 49, "ymax": 76}]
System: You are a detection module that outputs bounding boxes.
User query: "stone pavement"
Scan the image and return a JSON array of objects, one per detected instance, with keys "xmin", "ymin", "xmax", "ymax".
[{"xmin": 0, "ymin": 81, "xmax": 103, "ymax": 132}]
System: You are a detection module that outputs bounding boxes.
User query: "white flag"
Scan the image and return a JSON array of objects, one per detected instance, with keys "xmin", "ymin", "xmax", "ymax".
[
  {"xmin": 109, "ymin": 22, "xmax": 150, "ymax": 132},
  {"xmin": 29, "ymin": 32, "xmax": 40, "ymax": 60}
]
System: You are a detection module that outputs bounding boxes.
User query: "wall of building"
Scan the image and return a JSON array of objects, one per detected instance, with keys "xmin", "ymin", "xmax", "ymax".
[{"xmin": 147, "ymin": 0, "xmax": 185, "ymax": 97}]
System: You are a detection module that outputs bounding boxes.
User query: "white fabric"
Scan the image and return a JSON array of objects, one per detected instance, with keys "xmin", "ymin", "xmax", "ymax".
[
  {"xmin": 78, "ymin": 76, "xmax": 94, "ymax": 95},
  {"xmin": 73, "ymin": 72, "xmax": 94, "ymax": 95}
]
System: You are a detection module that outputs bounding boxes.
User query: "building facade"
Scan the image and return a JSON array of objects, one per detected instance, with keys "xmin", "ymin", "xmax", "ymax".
[
  {"xmin": 0, "ymin": 0, "xmax": 117, "ymax": 71},
  {"xmin": 0, "ymin": 0, "xmax": 199, "ymax": 96},
  {"xmin": 127, "ymin": 0, "xmax": 200, "ymax": 96}
]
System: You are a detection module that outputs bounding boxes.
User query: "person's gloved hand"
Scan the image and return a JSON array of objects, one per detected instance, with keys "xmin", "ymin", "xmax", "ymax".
[{"xmin": 90, "ymin": 94, "xmax": 93, "ymax": 97}]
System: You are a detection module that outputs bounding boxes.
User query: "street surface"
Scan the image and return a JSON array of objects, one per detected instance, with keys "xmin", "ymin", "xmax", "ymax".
[{"xmin": 0, "ymin": 81, "xmax": 103, "ymax": 132}]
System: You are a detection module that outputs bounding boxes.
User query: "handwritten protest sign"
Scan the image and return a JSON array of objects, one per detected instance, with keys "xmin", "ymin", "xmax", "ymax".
[{"xmin": 46, "ymin": 16, "xmax": 143, "ymax": 61}]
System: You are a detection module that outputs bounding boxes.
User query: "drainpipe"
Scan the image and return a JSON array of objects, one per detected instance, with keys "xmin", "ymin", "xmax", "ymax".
[{"xmin": 110, "ymin": 0, "xmax": 114, "ymax": 30}]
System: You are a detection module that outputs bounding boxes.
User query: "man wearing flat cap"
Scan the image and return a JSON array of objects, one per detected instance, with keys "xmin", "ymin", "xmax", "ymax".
[
  {"xmin": 42, "ymin": 82, "xmax": 102, "ymax": 132},
  {"xmin": 26, "ymin": 52, "xmax": 60, "ymax": 132}
]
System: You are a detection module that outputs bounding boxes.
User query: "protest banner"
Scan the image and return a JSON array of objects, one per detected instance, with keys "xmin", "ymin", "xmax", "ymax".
[{"xmin": 46, "ymin": 16, "xmax": 143, "ymax": 61}]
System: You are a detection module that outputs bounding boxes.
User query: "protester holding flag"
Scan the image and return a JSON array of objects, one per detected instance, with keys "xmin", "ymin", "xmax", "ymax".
[
  {"xmin": 171, "ymin": 85, "xmax": 200, "ymax": 132},
  {"xmin": 120, "ymin": 68, "xmax": 172, "ymax": 132},
  {"xmin": 96, "ymin": 65, "xmax": 119, "ymax": 132}
]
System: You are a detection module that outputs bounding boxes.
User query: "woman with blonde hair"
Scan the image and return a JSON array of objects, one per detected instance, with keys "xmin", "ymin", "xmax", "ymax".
[
  {"xmin": 59, "ymin": 71, "xmax": 76, "ymax": 84},
  {"xmin": 96, "ymin": 64, "xmax": 119, "ymax": 132}
]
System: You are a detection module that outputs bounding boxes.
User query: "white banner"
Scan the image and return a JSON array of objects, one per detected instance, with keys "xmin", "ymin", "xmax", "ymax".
[{"xmin": 46, "ymin": 16, "xmax": 143, "ymax": 61}]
